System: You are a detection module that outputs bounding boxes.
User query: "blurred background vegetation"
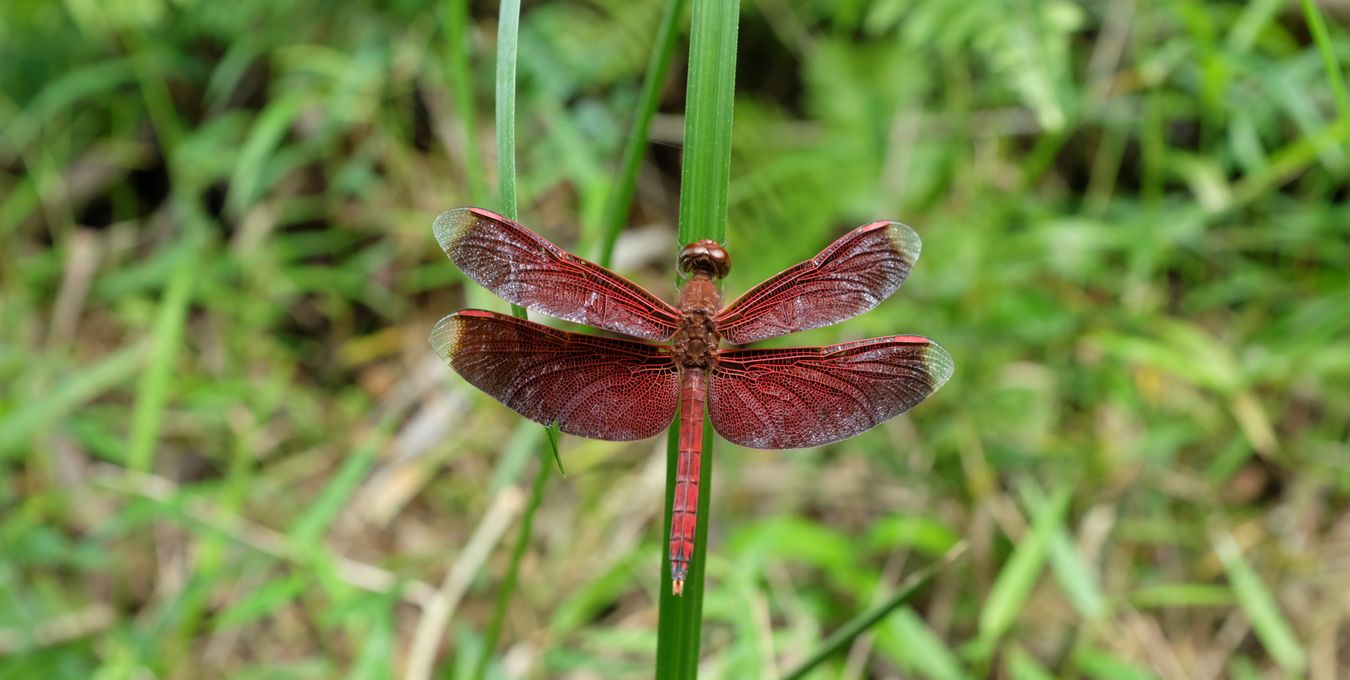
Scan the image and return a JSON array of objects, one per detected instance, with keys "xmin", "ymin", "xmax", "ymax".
[{"xmin": 3, "ymin": 0, "xmax": 1349, "ymax": 677}]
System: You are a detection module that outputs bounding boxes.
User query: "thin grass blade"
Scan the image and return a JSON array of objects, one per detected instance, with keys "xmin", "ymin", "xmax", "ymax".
[
  {"xmin": 127, "ymin": 234, "xmax": 201, "ymax": 472},
  {"xmin": 596, "ymin": 0, "xmax": 689, "ymax": 267},
  {"xmin": 783, "ymin": 542, "xmax": 968, "ymax": 680},
  {"xmin": 1017, "ymin": 483, "xmax": 1108, "ymax": 620},
  {"xmin": 0, "ymin": 342, "xmax": 148, "ymax": 460},
  {"xmin": 1212, "ymin": 531, "xmax": 1306, "ymax": 674},
  {"xmin": 467, "ymin": 3, "xmax": 560, "ymax": 677},
  {"xmin": 495, "ymin": 0, "xmax": 520, "ymax": 226},
  {"xmin": 972, "ymin": 484, "xmax": 1071, "ymax": 660},
  {"xmin": 446, "ymin": 0, "xmax": 487, "ymax": 204},
  {"xmin": 1301, "ymin": 0, "xmax": 1350, "ymax": 145},
  {"xmin": 655, "ymin": 0, "xmax": 740, "ymax": 677},
  {"xmin": 471, "ymin": 440, "xmax": 551, "ymax": 680}
]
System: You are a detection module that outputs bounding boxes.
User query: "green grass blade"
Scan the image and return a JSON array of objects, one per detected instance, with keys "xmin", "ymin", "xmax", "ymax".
[
  {"xmin": 674, "ymin": 0, "xmax": 737, "ymax": 248},
  {"xmin": 0, "ymin": 343, "xmax": 148, "ymax": 460},
  {"xmin": 127, "ymin": 235, "xmax": 201, "ymax": 472},
  {"xmin": 290, "ymin": 410, "xmax": 401, "ymax": 548},
  {"xmin": 495, "ymin": 0, "xmax": 521, "ymax": 224},
  {"xmin": 493, "ymin": 0, "xmax": 526, "ymax": 326},
  {"xmin": 1071, "ymin": 648, "xmax": 1160, "ymax": 680},
  {"xmin": 227, "ymin": 92, "xmax": 308, "ymax": 217},
  {"xmin": 1017, "ymin": 483, "xmax": 1108, "ymax": 620},
  {"xmin": 878, "ymin": 607, "xmax": 965, "ymax": 680},
  {"xmin": 126, "ymin": 30, "xmax": 184, "ymax": 157},
  {"xmin": 471, "ymin": 433, "xmax": 553, "ymax": 680},
  {"xmin": 596, "ymin": 0, "xmax": 689, "ymax": 267},
  {"xmin": 1128, "ymin": 583, "xmax": 1235, "ymax": 609},
  {"xmin": 466, "ymin": 4, "xmax": 559, "ymax": 676},
  {"xmin": 0, "ymin": 58, "xmax": 136, "ymax": 153},
  {"xmin": 486, "ymin": 422, "xmax": 545, "ymax": 493},
  {"xmin": 547, "ymin": 420, "xmax": 566, "ymax": 476},
  {"xmin": 1302, "ymin": 0, "xmax": 1350, "ymax": 145},
  {"xmin": 1232, "ymin": 116, "xmax": 1350, "ymax": 206},
  {"xmin": 349, "ymin": 599, "xmax": 396, "ymax": 680},
  {"xmin": 783, "ymin": 542, "xmax": 968, "ymax": 680},
  {"xmin": 214, "ymin": 572, "xmax": 307, "ymax": 630},
  {"xmin": 972, "ymin": 484, "xmax": 1072, "ymax": 660},
  {"xmin": 446, "ymin": 0, "xmax": 487, "ymax": 205},
  {"xmin": 656, "ymin": 3, "xmax": 740, "ymax": 676},
  {"xmin": 123, "ymin": 27, "xmax": 205, "ymax": 474},
  {"xmin": 1212, "ymin": 531, "xmax": 1306, "ymax": 674},
  {"xmin": 1006, "ymin": 645, "xmax": 1057, "ymax": 680},
  {"xmin": 889, "ymin": 607, "xmax": 966, "ymax": 680}
]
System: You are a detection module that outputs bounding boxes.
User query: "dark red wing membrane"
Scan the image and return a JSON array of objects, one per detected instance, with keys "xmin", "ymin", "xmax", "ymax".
[
  {"xmin": 716, "ymin": 221, "xmax": 922, "ymax": 345},
  {"xmin": 435, "ymin": 208, "xmax": 681, "ymax": 341},
  {"xmin": 430, "ymin": 310, "xmax": 680, "ymax": 440},
  {"xmin": 708, "ymin": 336, "xmax": 953, "ymax": 449}
]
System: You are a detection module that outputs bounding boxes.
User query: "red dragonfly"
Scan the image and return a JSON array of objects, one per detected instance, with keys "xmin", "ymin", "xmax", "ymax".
[{"xmin": 430, "ymin": 208, "xmax": 953, "ymax": 595}]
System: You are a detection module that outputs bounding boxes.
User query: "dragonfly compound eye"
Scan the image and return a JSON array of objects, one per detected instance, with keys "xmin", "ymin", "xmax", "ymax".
[{"xmin": 679, "ymin": 240, "xmax": 732, "ymax": 279}]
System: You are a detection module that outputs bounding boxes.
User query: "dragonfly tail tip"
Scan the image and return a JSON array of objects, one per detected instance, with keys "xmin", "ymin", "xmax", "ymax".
[{"xmin": 672, "ymin": 579, "xmax": 684, "ymax": 596}]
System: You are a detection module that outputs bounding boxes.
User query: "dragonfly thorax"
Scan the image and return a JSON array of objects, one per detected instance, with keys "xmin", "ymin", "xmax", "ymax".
[{"xmin": 672, "ymin": 309, "xmax": 720, "ymax": 368}]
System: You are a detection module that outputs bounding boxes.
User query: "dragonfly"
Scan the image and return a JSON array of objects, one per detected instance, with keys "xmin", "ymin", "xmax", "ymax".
[{"xmin": 430, "ymin": 208, "xmax": 953, "ymax": 595}]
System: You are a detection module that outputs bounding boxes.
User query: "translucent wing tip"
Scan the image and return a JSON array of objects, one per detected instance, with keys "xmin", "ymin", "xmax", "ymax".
[
  {"xmin": 922, "ymin": 338, "xmax": 955, "ymax": 392},
  {"xmin": 428, "ymin": 312, "xmax": 467, "ymax": 363},
  {"xmin": 432, "ymin": 207, "xmax": 483, "ymax": 254},
  {"xmin": 884, "ymin": 221, "xmax": 922, "ymax": 267}
]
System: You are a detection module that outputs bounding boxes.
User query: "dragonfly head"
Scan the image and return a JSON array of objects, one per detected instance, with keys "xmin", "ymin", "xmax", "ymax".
[{"xmin": 678, "ymin": 239, "xmax": 731, "ymax": 279}]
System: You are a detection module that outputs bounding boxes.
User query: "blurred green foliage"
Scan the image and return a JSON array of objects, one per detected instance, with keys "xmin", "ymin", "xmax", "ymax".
[{"xmin": 2, "ymin": 0, "xmax": 1348, "ymax": 678}]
